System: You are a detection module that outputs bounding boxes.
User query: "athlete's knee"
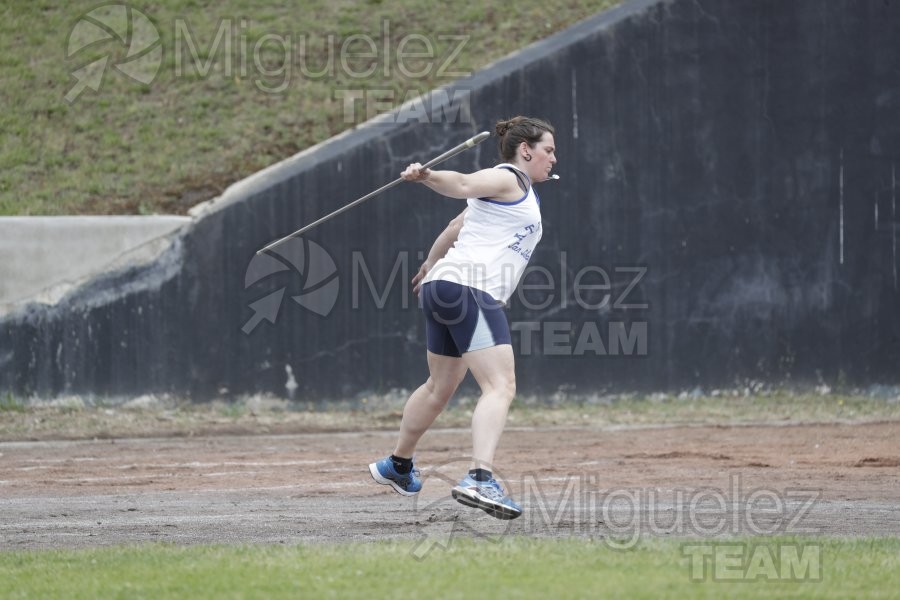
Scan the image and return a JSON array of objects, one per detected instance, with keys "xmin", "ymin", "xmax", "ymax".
[
  {"xmin": 484, "ymin": 374, "xmax": 515, "ymax": 401},
  {"xmin": 425, "ymin": 376, "xmax": 459, "ymax": 403},
  {"xmin": 503, "ymin": 377, "xmax": 516, "ymax": 401}
]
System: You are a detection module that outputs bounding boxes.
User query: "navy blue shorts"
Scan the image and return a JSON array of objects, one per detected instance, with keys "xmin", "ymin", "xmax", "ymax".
[{"xmin": 420, "ymin": 280, "xmax": 512, "ymax": 357}]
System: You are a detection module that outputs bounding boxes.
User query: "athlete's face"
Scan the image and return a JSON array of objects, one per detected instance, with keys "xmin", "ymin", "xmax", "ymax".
[{"xmin": 521, "ymin": 132, "xmax": 557, "ymax": 182}]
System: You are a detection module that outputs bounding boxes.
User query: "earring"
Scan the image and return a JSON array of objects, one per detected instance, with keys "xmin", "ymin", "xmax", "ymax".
[{"xmin": 523, "ymin": 154, "xmax": 532, "ymax": 162}]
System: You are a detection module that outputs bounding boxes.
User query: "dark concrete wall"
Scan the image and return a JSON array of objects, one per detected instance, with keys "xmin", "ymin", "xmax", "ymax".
[{"xmin": 3, "ymin": 0, "xmax": 899, "ymax": 400}]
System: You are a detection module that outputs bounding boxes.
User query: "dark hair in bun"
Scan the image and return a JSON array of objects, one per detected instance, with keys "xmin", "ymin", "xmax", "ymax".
[{"xmin": 494, "ymin": 116, "xmax": 554, "ymax": 161}]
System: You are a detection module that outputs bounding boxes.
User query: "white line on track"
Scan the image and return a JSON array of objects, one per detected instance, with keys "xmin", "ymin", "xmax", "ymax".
[{"xmin": 109, "ymin": 460, "xmax": 329, "ymax": 469}]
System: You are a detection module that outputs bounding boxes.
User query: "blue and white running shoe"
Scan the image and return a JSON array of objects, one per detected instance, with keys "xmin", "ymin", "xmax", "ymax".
[
  {"xmin": 451, "ymin": 475, "xmax": 522, "ymax": 520},
  {"xmin": 368, "ymin": 457, "xmax": 422, "ymax": 496}
]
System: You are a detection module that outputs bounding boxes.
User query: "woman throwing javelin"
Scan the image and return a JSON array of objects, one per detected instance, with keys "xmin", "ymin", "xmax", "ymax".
[{"xmin": 369, "ymin": 116, "xmax": 557, "ymax": 520}]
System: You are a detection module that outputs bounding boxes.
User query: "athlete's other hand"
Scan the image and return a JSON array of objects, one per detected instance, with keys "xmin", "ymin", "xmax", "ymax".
[{"xmin": 411, "ymin": 260, "xmax": 433, "ymax": 296}]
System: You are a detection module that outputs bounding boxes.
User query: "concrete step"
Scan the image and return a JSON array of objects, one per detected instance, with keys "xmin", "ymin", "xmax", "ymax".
[{"xmin": 0, "ymin": 216, "xmax": 190, "ymax": 311}]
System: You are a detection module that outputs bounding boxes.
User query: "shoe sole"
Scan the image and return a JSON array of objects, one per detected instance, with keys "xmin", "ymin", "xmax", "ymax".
[
  {"xmin": 451, "ymin": 485, "xmax": 522, "ymax": 520},
  {"xmin": 368, "ymin": 463, "xmax": 419, "ymax": 497}
]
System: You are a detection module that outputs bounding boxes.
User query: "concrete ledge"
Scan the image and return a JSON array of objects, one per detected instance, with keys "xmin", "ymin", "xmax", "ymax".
[{"xmin": 0, "ymin": 216, "xmax": 190, "ymax": 308}]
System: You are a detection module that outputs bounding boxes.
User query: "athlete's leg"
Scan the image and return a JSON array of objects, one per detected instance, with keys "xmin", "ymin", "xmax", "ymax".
[
  {"xmin": 461, "ymin": 344, "xmax": 516, "ymax": 470},
  {"xmin": 392, "ymin": 351, "xmax": 468, "ymax": 458}
]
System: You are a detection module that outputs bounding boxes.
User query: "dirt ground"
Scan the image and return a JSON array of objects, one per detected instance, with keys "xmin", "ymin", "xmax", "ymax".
[{"xmin": 1, "ymin": 421, "xmax": 898, "ymax": 553}]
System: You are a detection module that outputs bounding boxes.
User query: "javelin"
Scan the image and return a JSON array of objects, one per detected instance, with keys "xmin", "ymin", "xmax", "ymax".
[{"xmin": 256, "ymin": 131, "xmax": 492, "ymax": 255}]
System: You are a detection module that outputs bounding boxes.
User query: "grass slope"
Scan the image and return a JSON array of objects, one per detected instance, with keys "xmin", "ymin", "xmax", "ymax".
[{"xmin": 0, "ymin": 0, "xmax": 618, "ymax": 216}]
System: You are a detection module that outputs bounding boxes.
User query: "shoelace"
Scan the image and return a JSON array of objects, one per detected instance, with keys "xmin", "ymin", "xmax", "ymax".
[{"xmin": 477, "ymin": 478, "xmax": 506, "ymax": 501}]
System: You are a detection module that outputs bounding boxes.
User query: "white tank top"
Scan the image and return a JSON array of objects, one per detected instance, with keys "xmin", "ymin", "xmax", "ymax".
[{"xmin": 424, "ymin": 164, "xmax": 543, "ymax": 305}]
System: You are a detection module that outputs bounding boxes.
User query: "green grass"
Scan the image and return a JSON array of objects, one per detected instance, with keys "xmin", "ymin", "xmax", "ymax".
[
  {"xmin": 0, "ymin": 0, "xmax": 619, "ymax": 216},
  {"xmin": 0, "ymin": 391, "xmax": 25, "ymax": 413},
  {"xmin": 1, "ymin": 537, "xmax": 898, "ymax": 599},
  {"xmin": 505, "ymin": 390, "xmax": 900, "ymax": 428}
]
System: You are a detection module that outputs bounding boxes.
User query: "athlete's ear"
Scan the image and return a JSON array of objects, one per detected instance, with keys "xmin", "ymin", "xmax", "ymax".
[{"xmin": 519, "ymin": 141, "xmax": 534, "ymax": 162}]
